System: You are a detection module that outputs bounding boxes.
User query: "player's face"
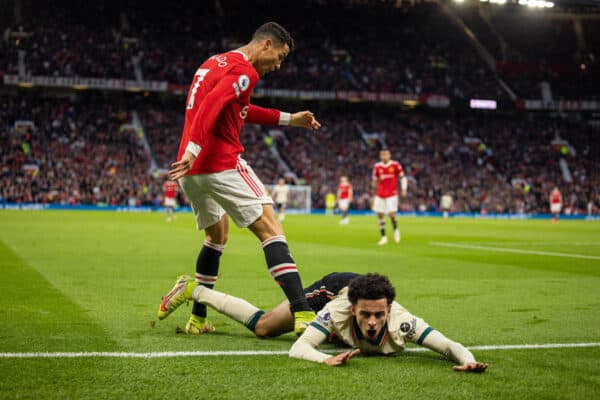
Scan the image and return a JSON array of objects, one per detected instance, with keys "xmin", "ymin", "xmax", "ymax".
[
  {"xmin": 379, "ymin": 150, "xmax": 390, "ymax": 163},
  {"xmin": 256, "ymin": 40, "xmax": 289, "ymax": 76},
  {"xmin": 351, "ymin": 298, "xmax": 390, "ymax": 341}
]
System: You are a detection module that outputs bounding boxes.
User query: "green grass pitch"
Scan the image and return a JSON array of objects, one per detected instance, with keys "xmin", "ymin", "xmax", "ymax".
[{"xmin": 1, "ymin": 210, "xmax": 599, "ymax": 399}]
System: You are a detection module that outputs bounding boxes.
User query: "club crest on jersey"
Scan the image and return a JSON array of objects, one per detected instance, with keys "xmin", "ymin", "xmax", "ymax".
[
  {"xmin": 233, "ymin": 75, "xmax": 250, "ymax": 98},
  {"xmin": 238, "ymin": 75, "xmax": 250, "ymax": 91},
  {"xmin": 316, "ymin": 311, "xmax": 331, "ymax": 327}
]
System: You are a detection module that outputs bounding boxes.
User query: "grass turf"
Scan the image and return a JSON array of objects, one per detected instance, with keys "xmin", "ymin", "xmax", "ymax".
[{"xmin": 0, "ymin": 210, "xmax": 599, "ymax": 399}]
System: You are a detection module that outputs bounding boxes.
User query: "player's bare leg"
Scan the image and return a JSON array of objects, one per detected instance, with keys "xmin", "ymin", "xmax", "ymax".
[
  {"xmin": 186, "ymin": 285, "xmax": 295, "ymax": 337},
  {"xmin": 340, "ymin": 208, "xmax": 349, "ymax": 224},
  {"xmin": 253, "ymin": 300, "xmax": 295, "ymax": 337},
  {"xmin": 186, "ymin": 215, "xmax": 229, "ymax": 334},
  {"xmin": 248, "ymin": 204, "xmax": 315, "ymax": 334},
  {"xmin": 377, "ymin": 212, "xmax": 387, "ymax": 245},
  {"xmin": 389, "ymin": 212, "xmax": 400, "ymax": 243}
]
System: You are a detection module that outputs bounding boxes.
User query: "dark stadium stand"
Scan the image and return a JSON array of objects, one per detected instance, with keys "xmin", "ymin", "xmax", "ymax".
[{"xmin": 1, "ymin": 0, "xmax": 599, "ymax": 214}]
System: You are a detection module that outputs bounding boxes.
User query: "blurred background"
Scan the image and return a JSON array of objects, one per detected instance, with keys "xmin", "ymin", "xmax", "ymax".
[{"xmin": 1, "ymin": 0, "xmax": 599, "ymax": 215}]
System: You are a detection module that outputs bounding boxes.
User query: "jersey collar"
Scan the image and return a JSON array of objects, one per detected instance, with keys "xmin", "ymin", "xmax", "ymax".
[
  {"xmin": 352, "ymin": 317, "xmax": 389, "ymax": 347},
  {"xmin": 230, "ymin": 50, "xmax": 249, "ymax": 61}
]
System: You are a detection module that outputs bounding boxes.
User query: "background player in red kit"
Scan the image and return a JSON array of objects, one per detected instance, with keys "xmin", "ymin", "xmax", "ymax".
[
  {"xmin": 163, "ymin": 179, "xmax": 178, "ymax": 222},
  {"xmin": 550, "ymin": 186, "xmax": 563, "ymax": 223},
  {"xmin": 371, "ymin": 149, "xmax": 407, "ymax": 245},
  {"xmin": 160, "ymin": 22, "xmax": 321, "ymax": 335},
  {"xmin": 336, "ymin": 176, "xmax": 353, "ymax": 225}
]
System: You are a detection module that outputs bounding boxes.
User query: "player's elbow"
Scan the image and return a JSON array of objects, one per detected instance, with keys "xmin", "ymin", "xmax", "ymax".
[{"xmin": 289, "ymin": 341, "xmax": 303, "ymax": 359}]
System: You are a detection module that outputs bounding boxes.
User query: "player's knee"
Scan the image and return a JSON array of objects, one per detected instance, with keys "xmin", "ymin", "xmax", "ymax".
[
  {"xmin": 253, "ymin": 319, "xmax": 272, "ymax": 338},
  {"xmin": 205, "ymin": 233, "xmax": 228, "ymax": 246}
]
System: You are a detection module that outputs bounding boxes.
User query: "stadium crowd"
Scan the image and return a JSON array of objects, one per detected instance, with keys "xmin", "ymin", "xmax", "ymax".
[
  {"xmin": 0, "ymin": 96, "xmax": 161, "ymax": 206},
  {"xmin": 3, "ymin": 1, "xmax": 598, "ymax": 100},
  {"xmin": 1, "ymin": 1, "xmax": 599, "ymax": 214},
  {"xmin": 3, "ymin": 94, "xmax": 597, "ymax": 215}
]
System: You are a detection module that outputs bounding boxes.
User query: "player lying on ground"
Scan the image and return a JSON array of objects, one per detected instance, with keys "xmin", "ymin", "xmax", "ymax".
[{"xmin": 157, "ymin": 272, "xmax": 487, "ymax": 371}]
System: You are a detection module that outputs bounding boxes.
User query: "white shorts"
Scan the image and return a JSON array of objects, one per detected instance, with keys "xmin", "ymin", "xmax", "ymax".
[
  {"xmin": 373, "ymin": 195, "xmax": 398, "ymax": 214},
  {"xmin": 179, "ymin": 158, "xmax": 273, "ymax": 230},
  {"xmin": 338, "ymin": 199, "xmax": 350, "ymax": 211},
  {"xmin": 164, "ymin": 197, "xmax": 177, "ymax": 208},
  {"xmin": 551, "ymin": 203, "xmax": 562, "ymax": 214}
]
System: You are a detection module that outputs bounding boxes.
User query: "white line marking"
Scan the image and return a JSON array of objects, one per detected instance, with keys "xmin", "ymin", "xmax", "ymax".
[
  {"xmin": 430, "ymin": 242, "xmax": 600, "ymax": 261},
  {"xmin": 477, "ymin": 242, "xmax": 600, "ymax": 247},
  {"xmin": 1, "ymin": 343, "xmax": 599, "ymax": 358}
]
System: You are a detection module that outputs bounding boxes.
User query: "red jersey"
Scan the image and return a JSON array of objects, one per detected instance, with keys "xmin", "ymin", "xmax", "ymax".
[
  {"xmin": 177, "ymin": 50, "xmax": 282, "ymax": 174},
  {"xmin": 551, "ymin": 191, "xmax": 562, "ymax": 204},
  {"xmin": 337, "ymin": 183, "xmax": 352, "ymax": 199},
  {"xmin": 373, "ymin": 161, "xmax": 404, "ymax": 198},
  {"xmin": 163, "ymin": 181, "xmax": 178, "ymax": 199}
]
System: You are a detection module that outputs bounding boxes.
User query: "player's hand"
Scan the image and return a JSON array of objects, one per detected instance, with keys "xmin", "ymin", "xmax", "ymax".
[
  {"xmin": 290, "ymin": 111, "xmax": 321, "ymax": 131},
  {"xmin": 169, "ymin": 151, "xmax": 196, "ymax": 180},
  {"xmin": 324, "ymin": 349, "xmax": 360, "ymax": 366},
  {"xmin": 453, "ymin": 362, "xmax": 488, "ymax": 373}
]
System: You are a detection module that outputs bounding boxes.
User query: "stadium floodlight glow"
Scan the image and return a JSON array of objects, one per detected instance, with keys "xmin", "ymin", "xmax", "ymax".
[
  {"xmin": 454, "ymin": 0, "xmax": 465, "ymax": 3},
  {"xmin": 523, "ymin": 0, "xmax": 553, "ymax": 7},
  {"xmin": 470, "ymin": 99, "xmax": 497, "ymax": 110}
]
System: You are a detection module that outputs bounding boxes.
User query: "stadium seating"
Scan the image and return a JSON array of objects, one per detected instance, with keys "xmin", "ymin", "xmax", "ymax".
[{"xmin": 1, "ymin": 1, "xmax": 598, "ymax": 214}]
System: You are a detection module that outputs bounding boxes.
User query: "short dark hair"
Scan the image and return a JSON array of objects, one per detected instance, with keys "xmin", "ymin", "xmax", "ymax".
[
  {"xmin": 252, "ymin": 22, "xmax": 294, "ymax": 53},
  {"xmin": 348, "ymin": 273, "xmax": 396, "ymax": 305}
]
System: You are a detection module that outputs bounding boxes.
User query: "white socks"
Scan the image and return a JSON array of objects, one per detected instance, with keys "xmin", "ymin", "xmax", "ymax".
[{"xmin": 192, "ymin": 285, "xmax": 260, "ymax": 326}]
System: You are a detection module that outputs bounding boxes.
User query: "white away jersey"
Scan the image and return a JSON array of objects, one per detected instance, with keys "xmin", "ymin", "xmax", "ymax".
[
  {"xmin": 310, "ymin": 287, "xmax": 432, "ymax": 355},
  {"xmin": 272, "ymin": 184, "xmax": 290, "ymax": 203}
]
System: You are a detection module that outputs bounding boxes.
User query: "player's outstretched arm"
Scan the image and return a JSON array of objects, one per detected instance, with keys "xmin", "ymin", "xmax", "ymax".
[
  {"xmin": 420, "ymin": 329, "xmax": 488, "ymax": 373},
  {"xmin": 289, "ymin": 324, "xmax": 331, "ymax": 364},
  {"xmin": 289, "ymin": 110, "xmax": 321, "ymax": 131}
]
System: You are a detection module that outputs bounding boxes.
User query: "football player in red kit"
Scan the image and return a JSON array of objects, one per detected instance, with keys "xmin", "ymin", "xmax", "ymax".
[
  {"xmin": 163, "ymin": 180, "xmax": 178, "ymax": 222},
  {"xmin": 371, "ymin": 149, "xmax": 407, "ymax": 245},
  {"xmin": 159, "ymin": 22, "xmax": 321, "ymax": 335}
]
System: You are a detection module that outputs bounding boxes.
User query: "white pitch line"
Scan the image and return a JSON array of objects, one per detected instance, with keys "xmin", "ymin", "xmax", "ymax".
[
  {"xmin": 430, "ymin": 242, "xmax": 600, "ymax": 261},
  {"xmin": 1, "ymin": 343, "xmax": 599, "ymax": 358}
]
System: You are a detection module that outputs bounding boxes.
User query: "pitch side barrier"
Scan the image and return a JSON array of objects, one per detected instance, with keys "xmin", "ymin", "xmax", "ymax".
[{"xmin": 1, "ymin": 203, "xmax": 599, "ymax": 221}]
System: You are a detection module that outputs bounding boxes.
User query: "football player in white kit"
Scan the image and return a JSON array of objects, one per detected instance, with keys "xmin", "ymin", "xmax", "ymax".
[
  {"xmin": 271, "ymin": 178, "xmax": 290, "ymax": 222},
  {"xmin": 158, "ymin": 272, "xmax": 487, "ymax": 372}
]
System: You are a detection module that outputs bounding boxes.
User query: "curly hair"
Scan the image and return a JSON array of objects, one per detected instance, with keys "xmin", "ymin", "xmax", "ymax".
[
  {"xmin": 252, "ymin": 22, "xmax": 295, "ymax": 53},
  {"xmin": 348, "ymin": 273, "xmax": 396, "ymax": 305}
]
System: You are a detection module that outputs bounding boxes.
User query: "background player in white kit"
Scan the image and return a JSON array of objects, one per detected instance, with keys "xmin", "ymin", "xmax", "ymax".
[
  {"xmin": 440, "ymin": 191, "xmax": 453, "ymax": 220},
  {"xmin": 271, "ymin": 178, "xmax": 290, "ymax": 222},
  {"xmin": 336, "ymin": 176, "xmax": 353, "ymax": 224},
  {"xmin": 371, "ymin": 149, "xmax": 407, "ymax": 245}
]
